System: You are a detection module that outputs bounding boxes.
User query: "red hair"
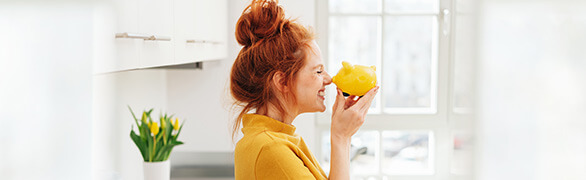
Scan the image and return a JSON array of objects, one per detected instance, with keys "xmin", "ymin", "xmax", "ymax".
[{"xmin": 230, "ymin": 0, "xmax": 315, "ymax": 139}]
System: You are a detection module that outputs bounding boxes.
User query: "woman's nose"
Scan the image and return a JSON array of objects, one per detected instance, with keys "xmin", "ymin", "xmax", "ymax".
[{"xmin": 324, "ymin": 72, "xmax": 332, "ymax": 85}]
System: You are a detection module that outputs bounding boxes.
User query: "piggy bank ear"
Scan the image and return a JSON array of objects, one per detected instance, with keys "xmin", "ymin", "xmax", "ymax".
[
  {"xmin": 370, "ymin": 65, "xmax": 376, "ymax": 71},
  {"xmin": 342, "ymin": 61, "xmax": 353, "ymax": 71}
]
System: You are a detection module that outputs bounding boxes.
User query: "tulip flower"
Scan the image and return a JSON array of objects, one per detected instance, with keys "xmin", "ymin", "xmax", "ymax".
[
  {"xmin": 173, "ymin": 118, "xmax": 179, "ymax": 131},
  {"xmin": 141, "ymin": 112, "xmax": 147, "ymax": 124},
  {"xmin": 160, "ymin": 117, "xmax": 166, "ymax": 129},
  {"xmin": 150, "ymin": 122, "xmax": 159, "ymax": 135}
]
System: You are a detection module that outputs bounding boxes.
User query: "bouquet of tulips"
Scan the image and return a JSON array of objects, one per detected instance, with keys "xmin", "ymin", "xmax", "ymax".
[{"xmin": 128, "ymin": 106, "xmax": 184, "ymax": 162}]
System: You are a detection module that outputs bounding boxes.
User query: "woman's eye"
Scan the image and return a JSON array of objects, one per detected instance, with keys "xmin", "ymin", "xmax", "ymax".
[{"xmin": 317, "ymin": 70, "xmax": 323, "ymax": 74}]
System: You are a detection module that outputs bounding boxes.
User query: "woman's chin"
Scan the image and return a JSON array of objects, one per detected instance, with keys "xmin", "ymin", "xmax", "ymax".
[
  {"xmin": 305, "ymin": 106, "xmax": 326, "ymax": 113},
  {"xmin": 317, "ymin": 104, "xmax": 326, "ymax": 112}
]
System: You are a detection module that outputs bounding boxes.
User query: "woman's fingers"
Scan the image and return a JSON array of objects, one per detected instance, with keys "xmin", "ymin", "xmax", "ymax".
[
  {"xmin": 344, "ymin": 95, "xmax": 359, "ymax": 109},
  {"xmin": 334, "ymin": 87, "xmax": 379, "ymax": 113},
  {"xmin": 333, "ymin": 89, "xmax": 345, "ymax": 112},
  {"xmin": 353, "ymin": 86, "xmax": 380, "ymax": 112}
]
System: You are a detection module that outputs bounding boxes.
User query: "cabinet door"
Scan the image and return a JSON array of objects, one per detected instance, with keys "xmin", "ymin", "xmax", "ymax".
[
  {"xmin": 139, "ymin": 0, "xmax": 174, "ymax": 68},
  {"xmin": 197, "ymin": 0, "xmax": 227, "ymax": 61},
  {"xmin": 94, "ymin": 0, "xmax": 141, "ymax": 74},
  {"xmin": 174, "ymin": 0, "xmax": 227, "ymax": 65},
  {"xmin": 114, "ymin": 0, "xmax": 141, "ymax": 71}
]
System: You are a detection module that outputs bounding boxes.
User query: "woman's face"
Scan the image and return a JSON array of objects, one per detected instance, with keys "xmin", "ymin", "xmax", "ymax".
[{"xmin": 293, "ymin": 41, "xmax": 332, "ymax": 113}]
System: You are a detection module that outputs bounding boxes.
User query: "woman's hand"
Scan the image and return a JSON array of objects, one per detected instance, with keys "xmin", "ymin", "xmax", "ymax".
[
  {"xmin": 331, "ymin": 86, "xmax": 379, "ymax": 140},
  {"xmin": 328, "ymin": 86, "xmax": 379, "ymax": 180}
]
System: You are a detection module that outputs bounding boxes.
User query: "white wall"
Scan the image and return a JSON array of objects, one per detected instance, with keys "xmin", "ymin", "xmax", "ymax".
[
  {"xmin": 475, "ymin": 0, "xmax": 586, "ymax": 179},
  {"xmin": 166, "ymin": 64, "xmax": 234, "ymax": 152},
  {"xmin": 0, "ymin": 3, "xmax": 94, "ymax": 180}
]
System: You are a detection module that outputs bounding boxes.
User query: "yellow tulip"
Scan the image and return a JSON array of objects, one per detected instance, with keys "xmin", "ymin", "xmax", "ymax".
[
  {"xmin": 141, "ymin": 112, "xmax": 147, "ymax": 124},
  {"xmin": 173, "ymin": 118, "xmax": 179, "ymax": 131},
  {"xmin": 161, "ymin": 117, "xmax": 166, "ymax": 129},
  {"xmin": 150, "ymin": 122, "xmax": 159, "ymax": 135}
]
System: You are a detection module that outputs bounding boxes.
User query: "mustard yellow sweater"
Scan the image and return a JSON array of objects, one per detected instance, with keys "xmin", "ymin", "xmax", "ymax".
[{"xmin": 234, "ymin": 114, "xmax": 327, "ymax": 180}]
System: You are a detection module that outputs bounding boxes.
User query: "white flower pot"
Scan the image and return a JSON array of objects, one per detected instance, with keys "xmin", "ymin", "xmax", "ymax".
[{"xmin": 143, "ymin": 160, "xmax": 170, "ymax": 180}]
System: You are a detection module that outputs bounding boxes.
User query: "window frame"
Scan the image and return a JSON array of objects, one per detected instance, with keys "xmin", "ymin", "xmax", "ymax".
[{"xmin": 314, "ymin": 0, "xmax": 459, "ymax": 179}]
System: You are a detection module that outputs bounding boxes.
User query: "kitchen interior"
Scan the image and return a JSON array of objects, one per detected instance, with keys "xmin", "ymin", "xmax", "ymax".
[{"xmin": 1, "ymin": 0, "xmax": 585, "ymax": 180}]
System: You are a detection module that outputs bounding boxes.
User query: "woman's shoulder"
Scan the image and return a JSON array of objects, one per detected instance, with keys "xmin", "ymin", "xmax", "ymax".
[
  {"xmin": 234, "ymin": 130, "xmax": 297, "ymax": 164},
  {"xmin": 236, "ymin": 130, "xmax": 294, "ymax": 149}
]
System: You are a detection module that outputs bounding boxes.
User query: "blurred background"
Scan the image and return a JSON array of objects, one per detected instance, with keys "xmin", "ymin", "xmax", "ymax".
[{"xmin": 0, "ymin": 0, "xmax": 584, "ymax": 179}]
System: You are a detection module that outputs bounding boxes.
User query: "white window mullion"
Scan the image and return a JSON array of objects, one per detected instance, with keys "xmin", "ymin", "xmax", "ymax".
[
  {"xmin": 378, "ymin": 0, "xmax": 386, "ymax": 116},
  {"xmin": 378, "ymin": 1, "xmax": 385, "ymax": 176}
]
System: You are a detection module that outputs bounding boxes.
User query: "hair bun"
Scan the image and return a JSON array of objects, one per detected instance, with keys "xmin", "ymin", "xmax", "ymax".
[{"xmin": 236, "ymin": 0, "xmax": 288, "ymax": 47}]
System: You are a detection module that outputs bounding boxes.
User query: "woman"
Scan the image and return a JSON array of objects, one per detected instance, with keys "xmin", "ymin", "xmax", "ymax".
[{"xmin": 230, "ymin": 0, "xmax": 379, "ymax": 179}]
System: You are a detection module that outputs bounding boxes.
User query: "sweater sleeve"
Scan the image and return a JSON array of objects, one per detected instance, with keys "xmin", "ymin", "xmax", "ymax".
[{"xmin": 254, "ymin": 143, "xmax": 317, "ymax": 180}]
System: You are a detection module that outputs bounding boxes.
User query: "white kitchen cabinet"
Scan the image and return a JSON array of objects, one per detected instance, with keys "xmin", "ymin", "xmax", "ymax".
[
  {"xmin": 112, "ymin": 0, "xmax": 142, "ymax": 72},
  {"xmin": 94, "ymin": 0, "xmax": 226, "ymax": 74},
  {"xmin": 93, "ymin": 0, "xmax": 140, "ymax": 73},
  {"xmin": 174, "ymin": 0, "xmax": 227, "ymax": 65},
  {"xmin": 139, "ymin": 0, "xmax": 174, "ymax": 68}
]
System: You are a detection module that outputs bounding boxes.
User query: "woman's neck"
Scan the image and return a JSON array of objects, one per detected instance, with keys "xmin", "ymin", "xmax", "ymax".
[{"xmin": 257, "ymin": 102, "xmax": 297, "ymax": 125}]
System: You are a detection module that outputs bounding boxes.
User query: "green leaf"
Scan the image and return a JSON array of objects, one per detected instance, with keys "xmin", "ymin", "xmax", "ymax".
[
  {"xmin": 128, "ymin": 106, "xmax": 140, "ymax": 127},
  {"xmin": 130, "ymin": 129, "xmax": 148, "ymax": 161},
  {"xmin": 153, "ymin": 144, "xmax": 170, "ymax": 161},
  {"xmin": 140, "ymin": 120, "xmax": 150, "ymax": 142},
  {"xmin": 164, "ymin": 117, "xmax": 173, "ymax": 145},
  {"xmin": 155, "ymin": 129, "xmax": 164, "ymax": 142},
  {"xmin": 163, "ymin": 149, "xmax": 172, "ymax": 161},
  {"xmin": 147, "ymin": 135, "xmax": 154, "ymax": 162},
  {"xmin": 146, "ymin": 108, "xmax": 154, "ymax": 124},
  {"xmin": 175, "ymin": 121, "xmax": 185, "ymax": 139},
  {"xmin": 173, "ymin": 140, "xmax": 184, "ymax": 146}
]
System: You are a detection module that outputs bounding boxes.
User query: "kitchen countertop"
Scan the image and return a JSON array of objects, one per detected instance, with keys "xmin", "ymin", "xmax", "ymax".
[{"xmin": 170, "ymin": 152, "xmax": 235, "ymax": 180}]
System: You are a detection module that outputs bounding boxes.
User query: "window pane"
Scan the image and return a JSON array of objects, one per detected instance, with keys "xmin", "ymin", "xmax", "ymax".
[
  {"xmin": 329, "ymin": 16, "xmax": 380, "ymax": 72},
  {"xmin": 350, "ymin": 131, "xmax": 379, "ymax": 175},
  {"xmin": 383, "ymin": 16, "xmax": 436, "ymax": 109},
  {"xmin": 320, "ymin": 131, "xmax": 380, "ymax": 175},
  {"xmin": 384, "ymin": 0, "xmax": 439, "ymax": 13},
  {"xmin": 451, "ymin": 131, "xmax": 473, "ymax": 175},
  {"xmin": 330, "ymin": 0, "xmax": 381, "ymax": 14},
  {"xmin": 329, "ymin": 16, "xmax": 380, "ymax": 110},
  {"xmin": 381, "ymin": 131, "xmax": 433, "ymax": 175}
]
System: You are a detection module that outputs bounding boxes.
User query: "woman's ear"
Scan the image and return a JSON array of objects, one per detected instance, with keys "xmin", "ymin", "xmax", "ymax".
[{"xmin": 272, "ymin": 71, "xmax": 289, "ymax": 93}]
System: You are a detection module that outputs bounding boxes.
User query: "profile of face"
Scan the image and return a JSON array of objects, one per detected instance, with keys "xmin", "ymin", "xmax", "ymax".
[{"xmin": 292, "ymin": 40, "xmax": 332, "ymax": 113}]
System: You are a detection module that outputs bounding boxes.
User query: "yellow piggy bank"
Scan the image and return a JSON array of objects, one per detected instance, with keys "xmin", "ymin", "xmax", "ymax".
[{"xmin": 332, "ymin": 61, "xmax": 377, "ymax": 97}]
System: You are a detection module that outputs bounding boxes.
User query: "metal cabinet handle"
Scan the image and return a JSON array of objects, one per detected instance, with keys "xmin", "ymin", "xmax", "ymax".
[
  {"xmin": 186, "ymin": 40, "xmax": 222, "ymax": 44},
  {"xmin": 115, "ymin": 32, "xmax": 171, "ymax": 41},
  {"xmin": 115, "ymin": 32, "xmax": 150, "ymax": 39},
  {"xmin": 146, "ymin": 35, "xmax": 171, "ymax": 41}
]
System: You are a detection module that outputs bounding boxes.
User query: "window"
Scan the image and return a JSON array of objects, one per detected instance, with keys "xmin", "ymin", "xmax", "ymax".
[
  {"xmin": 315, "ymin": 0, "xmax": 472, "ymax": 179},
  {"xmin": 327, "ymin": 0, "xmax": 440, "ymax": 114}
]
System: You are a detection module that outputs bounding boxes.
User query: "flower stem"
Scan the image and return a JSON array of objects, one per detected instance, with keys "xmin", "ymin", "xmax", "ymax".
[{"xmin": 150, "ymin": 136, "xmax": 156, "ymax": 161}]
